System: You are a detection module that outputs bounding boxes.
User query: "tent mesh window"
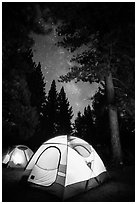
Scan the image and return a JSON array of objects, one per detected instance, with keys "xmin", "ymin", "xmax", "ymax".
[
  {"xmin": 18, "ymin": 146, "xmax": 28, "ymax": 150},
  {"xmin": 74, "ymin": 145, "xmax": 90, "ymax": 158},
  {"xmin": 36, "ymin": 147, "xmax": 61, "ymax": 170}
]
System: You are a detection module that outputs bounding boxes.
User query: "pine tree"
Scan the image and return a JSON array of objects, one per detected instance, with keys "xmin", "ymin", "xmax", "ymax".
[
  {"xmin": 2, "ymin": 3, "xmax": 50, "ymax": 148},
  {"xmin": 74, "ymin": 111, "xmax": 85, "ymax": 138},
  {"xmin": 2, "ymin": 47, "xmax": 47, "ymax": 148},
  {"xmin": 92, "ymin": 88, "xmax": 110, "ymax": 147},
  {"xmin": 74, "ymin": 106, "xmax": 95, "ymax": 144},
  {"xmin": 85, "ymin": 105, "xmax": 95, "ymax": 136},
  {"xmin": 27, "ymin": 61, "xmax": 46, "ymax": 116},
  {"xmin": 42, "ymin": 80, "xmax": 59, "ymax": 139},
  {"xmin": 83, "ymin": 106, "xmax": 95, "ymax": 143},
  {"xmin": 25, "ymin": 57, "xmax": 46, "ymax": 148},
  {"xmin": 57, "ymin": 86, "xmax": 73, "ymax": 135},
  {"xmin": 3, "ymin": 73, "xmax": 39, "ymax": 146}
]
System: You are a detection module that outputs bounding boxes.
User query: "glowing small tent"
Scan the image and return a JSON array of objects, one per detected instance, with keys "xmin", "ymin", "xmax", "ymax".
[
  {"xmin": 2, "ymin": 145, "xmax": 34, "ymax": 168},
  {"xmin": 2, "ymin": 148, "xmax": 11, "ymax": 165},
  {"xmin": 23, "ymin": 135, "xmax": 108, "ymax": 200}
]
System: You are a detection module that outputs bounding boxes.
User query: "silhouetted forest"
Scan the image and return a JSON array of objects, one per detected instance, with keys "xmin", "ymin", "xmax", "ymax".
[
  {"xmin": 2, "ymin": 47, "xmax": 73, "ymax": 149},
  {"xmin": 2, "ymin": 2, "xmax": 135, "ymax": 164}
]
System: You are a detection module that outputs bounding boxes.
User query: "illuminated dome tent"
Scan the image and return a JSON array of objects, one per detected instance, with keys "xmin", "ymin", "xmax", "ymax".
[
  {"xmin": 23, "ymin": 135, "xmax": 109, "ymax": 200},
  {"xmin": 3, "ymin": 145, "xmax": 34, "ymax": 168}
]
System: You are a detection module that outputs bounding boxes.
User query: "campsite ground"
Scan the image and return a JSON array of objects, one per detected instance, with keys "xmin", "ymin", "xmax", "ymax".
[{"xmin": 2, "ymin": 164, "xmax": 135, "ymax": 202}]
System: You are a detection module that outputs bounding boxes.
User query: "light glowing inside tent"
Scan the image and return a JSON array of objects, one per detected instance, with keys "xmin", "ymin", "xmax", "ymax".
[
  {"xmin": 3, "ymin": 154, "xmax": 10, "ymax": 164},
  {"xmin": 12, "ymin": 152, "xmax": 25, "ymax": 164}
]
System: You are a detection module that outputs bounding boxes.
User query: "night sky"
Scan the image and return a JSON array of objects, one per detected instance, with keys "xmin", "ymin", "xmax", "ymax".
[{"xmin": 32, "ymin": 25, "xmax": 98, "ymax": 121}]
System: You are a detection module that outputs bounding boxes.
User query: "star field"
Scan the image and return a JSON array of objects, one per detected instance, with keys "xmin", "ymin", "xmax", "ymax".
[{"xmin": 32, "ymin": 25, "xmax": 98, "ymax": 121}]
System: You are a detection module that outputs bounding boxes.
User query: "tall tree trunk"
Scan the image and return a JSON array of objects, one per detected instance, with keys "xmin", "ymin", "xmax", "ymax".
[{"xmin": 105, "ymin": 72, "xmax": 123, "ymax": 164}]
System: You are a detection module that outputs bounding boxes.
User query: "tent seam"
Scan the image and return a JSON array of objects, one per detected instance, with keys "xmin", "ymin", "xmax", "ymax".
[{"xmin": 62, "ymin": 135, "xmax": 68, "ymax": 200}]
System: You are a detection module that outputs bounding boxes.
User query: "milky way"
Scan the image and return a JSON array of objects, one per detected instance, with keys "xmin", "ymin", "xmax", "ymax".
[{"xmin": 32, "ymin": 26, "xmax": 98, "ymax": 121}]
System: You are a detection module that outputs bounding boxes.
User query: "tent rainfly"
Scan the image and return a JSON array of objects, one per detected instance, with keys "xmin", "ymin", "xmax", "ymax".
[
  {"xmin": 22, "ymin": 135, "xmax": 109, "ymax": 200},
  {"xmin": 2, "ymin": 145, "xmax": 34, "ymax": 168}
]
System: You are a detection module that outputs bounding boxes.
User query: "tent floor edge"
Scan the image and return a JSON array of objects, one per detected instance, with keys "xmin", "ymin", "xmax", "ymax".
[
  {"xmin": 27, "ymin": 181, "xmax": 65, "ymax": 200},
  {"xmin": 86, "ymin": 171, "xmax": 109, "ymax": 190}
]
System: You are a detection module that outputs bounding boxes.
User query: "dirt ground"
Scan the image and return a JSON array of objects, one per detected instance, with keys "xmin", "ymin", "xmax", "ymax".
[{"xmin": 2, "ymin": 165, "xmax": 135, "ymax": 202}]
